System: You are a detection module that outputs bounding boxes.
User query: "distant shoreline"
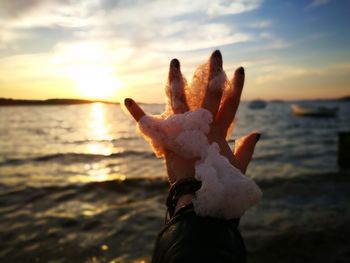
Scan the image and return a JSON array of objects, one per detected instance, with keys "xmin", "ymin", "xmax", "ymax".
[
  {"xmin": 0, "ymin": 98, "xmax": 118, "ymax": 106},
  {"xmin": 0, "ymin": 95, "xmax": 349, "ymax": 106}
]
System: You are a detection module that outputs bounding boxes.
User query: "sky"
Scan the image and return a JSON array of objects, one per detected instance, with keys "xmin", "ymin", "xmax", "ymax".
[{"xmin": 0, "ymin": 0, "xmax": 349, "ymax": 103}]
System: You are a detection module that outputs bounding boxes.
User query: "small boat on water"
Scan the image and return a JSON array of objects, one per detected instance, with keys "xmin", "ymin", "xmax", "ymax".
[
  {"xmin": 249, "ymin": 99, "xmax": 267, "ymax": 109},
  {"xmin": 270, "ymin": 99, "xmax": 284, "ymax": 103},
  {"xmin": 291, "ymin": 104, "xmax": 338, "ymax": 117}
]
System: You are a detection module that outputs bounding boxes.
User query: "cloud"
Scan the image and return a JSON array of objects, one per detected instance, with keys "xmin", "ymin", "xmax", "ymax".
[
  {"xmin": 0, "ymin": 0, "xmax": 262, "ymax": 25},
  {"xmin": 306, "ymin": 0, "xmax": 331, "ymax": 9},
  {"xmin": 101, "ymin": 0, "xmax": 262, "ymax": 19},
  {"xmin": 248, "ymin": 20, "xmax": 272, "ymax": 29},
  {"xmin": 255, "ymin": 63, "xmax": 350, "ymax": 84},
  {"xmin": 0, "ymin": 0, "xmax": 266, "ymax": 101},
  {"xmin": 0, "ymin": 0, "xmax": 99, "ymax": 49},
  {"xmin": 245, "ymin": 31, "xmax": 290, "ymax": 51},
  {"xmin": 0, "ymin": 0, "xmax": 262, "ymax": 52},
  {"xmin": 2, "ymin": 0, "xmax": 98, "ymax": 28},
  {"xmin": 0, "ymin": 0, "xmax": 42, "ymax": 18},
  {"xmin": 206, "ymin": 0, "xmax": 262, "ymax": 17},
  {"xmin": 151, "ymin": 23, "xmax": 250, "ymax": 52}
]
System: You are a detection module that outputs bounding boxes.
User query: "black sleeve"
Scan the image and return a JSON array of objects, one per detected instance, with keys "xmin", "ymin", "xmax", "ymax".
[{"xmin": 151, "ymin": 206, "xmax": 246, "ymax": 263}]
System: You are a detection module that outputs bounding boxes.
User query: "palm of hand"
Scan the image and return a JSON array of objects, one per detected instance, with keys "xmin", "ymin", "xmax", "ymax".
[{"xmin": 125, "ymin": 50, "xmax": 260, "ymax": 185}]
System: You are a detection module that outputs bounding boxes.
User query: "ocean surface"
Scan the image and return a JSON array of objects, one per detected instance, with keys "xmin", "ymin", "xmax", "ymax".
[{"xmin": 0, "ymin": 101, "xmax": 349, "ymax": 262}]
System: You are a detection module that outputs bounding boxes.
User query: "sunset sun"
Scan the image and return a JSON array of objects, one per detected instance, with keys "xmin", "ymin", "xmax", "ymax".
[
  {"xmin": 52, "ymin": 41, "xmax": 123, "ymax": 100},
  {"xmin": 69, "ymin": 64, "xmax": 122, "ymax": 99}
]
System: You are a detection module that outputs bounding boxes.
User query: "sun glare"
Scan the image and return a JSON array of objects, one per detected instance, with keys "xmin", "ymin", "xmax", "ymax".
[
  {"xmin": 53, "ymin": 42, "xmax": 123, "ymax": 100},
  {"xmin": 69, "ymin": 64, "xmax": 122, "ymax": 99}
]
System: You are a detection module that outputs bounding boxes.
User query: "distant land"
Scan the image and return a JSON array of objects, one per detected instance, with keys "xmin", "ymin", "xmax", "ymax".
[
  {"xmin": 0, "ymin": 98, "xmax": 118, "ymax": 106},
  {"xmin": 0, "ymin": 96, "xmax": 349, "ymax": 106},
  {"xmin": 338, "ymin": 95, "xmax": 350, "ymax": 101}
]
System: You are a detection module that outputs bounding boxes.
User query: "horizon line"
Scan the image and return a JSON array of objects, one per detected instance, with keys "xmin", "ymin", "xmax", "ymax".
[{"xmin": 1, "ymin": 96, "xmax": 349, "ymax": 106}]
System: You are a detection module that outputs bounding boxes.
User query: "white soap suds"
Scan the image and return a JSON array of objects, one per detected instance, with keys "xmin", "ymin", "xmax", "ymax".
[
  {"xmin": 139, "ymin": 108, "xmax": 212, "ymax": 158},
  {"xmin": 135, "ymin": 58, "xmax": 262, "ymax": 219},
  {"xmin": 193, "ymin": 143, "xmax": 262, "ymax": 219}
]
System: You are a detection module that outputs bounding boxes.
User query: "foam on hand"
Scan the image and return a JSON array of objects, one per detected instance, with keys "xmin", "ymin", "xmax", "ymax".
[
  {"xmin": 139, "ymin": 108, "xmax": 212, "ymax": 158},
  {"xmin": 136, "ymin": 57, "xmax": 262, "ymax": 219},
  {"xmin": 193, "ymin": 143, "xmax": 262, "ymax": 219}
]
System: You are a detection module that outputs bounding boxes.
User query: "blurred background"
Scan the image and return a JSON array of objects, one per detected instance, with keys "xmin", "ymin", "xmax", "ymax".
[{"xmin": 0, "ymin": 0, "xmax": 349, "ymax": 262}]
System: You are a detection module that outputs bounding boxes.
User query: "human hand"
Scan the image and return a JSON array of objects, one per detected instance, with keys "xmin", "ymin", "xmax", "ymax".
[{"xmin": 124, "ymin": 50, "xmax": 260, "ymax": 185}]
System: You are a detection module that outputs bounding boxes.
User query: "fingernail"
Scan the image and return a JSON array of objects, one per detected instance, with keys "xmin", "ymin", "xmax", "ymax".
[
  {"xmin": 170, "ymin": 59, "xmax": 180, "ymax": 70},
  {"xmin": 256, "ymin": 133, "xmax": 261, "ymax": 142},
  {"xmin": 210, "ymin": 50, "xmax": 223, "ymax": 76},
  {"xmin": 124, "ymin": 98, "xmax": 133, "ymax": 107},
  {"xmin": 212, "ymin": 50, "xmax": 222, "ymax": 59},
  {"xmin": 211, "ymin": 50, "xmax": 223, "ymax": 67},
  {"xmin": 238, "ymin": 67, "xmax": 244, "ymax": 75}
]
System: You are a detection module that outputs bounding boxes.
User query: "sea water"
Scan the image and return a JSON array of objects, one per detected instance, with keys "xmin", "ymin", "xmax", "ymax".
[{"xmin": 0, "ymin": 100, "xmax": 349, "ymax": 262}]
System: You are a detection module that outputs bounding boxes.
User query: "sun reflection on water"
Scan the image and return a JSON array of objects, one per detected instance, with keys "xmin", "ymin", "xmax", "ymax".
[
  {"xmin": 87, "ymin": 103, "xmax": 113, "ymax": 155},
  {"xmin": 68, "ymin": 172, "xmax": 126, "ymax": 184},
  {"xmin": 87, "ymin": 165, "xmax": 126, "ymax": 182},
  {"xmin": 79, "ymin": 103, "xmax": 127, "ymax": 183}
]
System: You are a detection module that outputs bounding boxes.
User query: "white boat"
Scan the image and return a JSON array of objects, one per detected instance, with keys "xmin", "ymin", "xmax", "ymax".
[
  {"xmin": 249, "ymin": 99, "xmax": 267, "ymax": 109},
  {"xmin": 291, "ymin": 104, "xmax": 338, "ymax": 117}
]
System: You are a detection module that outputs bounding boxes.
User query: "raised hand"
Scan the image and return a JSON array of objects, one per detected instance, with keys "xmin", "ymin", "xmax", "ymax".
[{"xmin": 124, "ymin": 50, "xmax": 260, "ymax": 185}]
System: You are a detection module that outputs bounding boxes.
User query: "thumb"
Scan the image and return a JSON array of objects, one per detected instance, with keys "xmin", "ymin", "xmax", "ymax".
[{"xmin": 233, "ymin": 132, "xmax": 261, "ymax": 174}]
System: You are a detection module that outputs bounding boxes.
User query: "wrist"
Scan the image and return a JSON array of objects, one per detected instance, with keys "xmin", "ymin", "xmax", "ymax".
[
  {"xmin": 174, "ymin": 194, "xmax": 194, "ymax": 214},
  {"xmin": 166, "ymin": 177, "xmax": 200, "ymax": 219}
]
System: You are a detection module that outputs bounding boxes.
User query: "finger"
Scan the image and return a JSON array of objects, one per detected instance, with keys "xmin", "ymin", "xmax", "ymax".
[
  {"xmin": 234, "ymin": 132, "xmax": 261, "ymax": 174},
  {"xmin": 201, "ymin": 50, "xmax": 225, "ymax": 118},
  {"xmin": 214, "ymin": 67, "xmax": 245, "ymax": 135},
  {"xmin": 168, "ymin": 59, "xmax": 189, "ymax": 114},
  {"xmin": 124, "ymin": 98, "xmax": 146, "ymax": 122}
]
